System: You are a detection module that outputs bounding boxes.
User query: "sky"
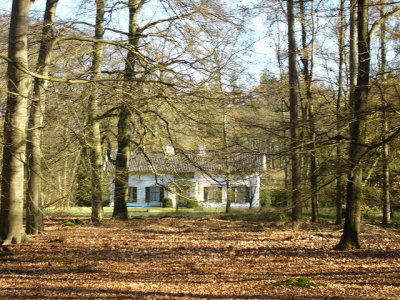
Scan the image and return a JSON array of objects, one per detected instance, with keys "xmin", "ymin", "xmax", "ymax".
[{"xmin": 0, "ymin": 0, "xmax": 274, "ymax": 85}]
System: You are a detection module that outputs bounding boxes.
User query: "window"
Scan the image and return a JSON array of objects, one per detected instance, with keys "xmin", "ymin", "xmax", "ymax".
[
  {"xmin": 128, "ymin": 187, "xmax": 137, "ymax": 203},
  {"xmin": 204, "ymin": 186, "xmax": 222, "ymax": 202},
  {"xmin": 145, "ymin": 186, "xmax": 164, "ymax": 202},
  {"xmin": 232, "ymin": 186, "xmax": 250, "ymax": 203}
]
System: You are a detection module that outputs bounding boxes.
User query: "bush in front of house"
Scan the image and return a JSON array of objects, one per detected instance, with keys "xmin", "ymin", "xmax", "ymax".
[
  {"xmin": 261, "ymin": 188, "xmax": 287, "ymax": 207},
  {"xmin": 162, "ymin": 197, "xmax": 173, "ymax": 208},
  {"xmin": 177, "ymin": 199, "xmax": 187, "ymax": 207},
  {"xmin": 186, "ymin": 198, "xmax": 198, "ymax": 208}
]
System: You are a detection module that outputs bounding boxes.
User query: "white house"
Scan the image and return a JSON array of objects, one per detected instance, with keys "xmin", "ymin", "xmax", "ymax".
[{"xmin": 107, "ymin": 147, "xmax": 266, "ymax": 208}]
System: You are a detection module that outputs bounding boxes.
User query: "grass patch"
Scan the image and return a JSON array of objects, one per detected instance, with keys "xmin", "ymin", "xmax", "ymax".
[
  {"xmin": 63, "ymin": 219, "xmax": 87, "ymax": 227},
  {"xmin": 219, "ymin": 207, "xmax": 288, "ymax": 222},
  {"xmin": 45, "ymin": 206, "xmax": 229, "ymax": 218},
  {"xmin": 45, "ymin": 207, "xmax": 92, "ymax": 217},
  {"xmin": 43, "ymin": 206, "xmax": 290, "ymax": 222},
  {"xmin": 43, "ymin": 205, "xmax": 400, "ymax": 226},
  {"xmin": 274, "ymin": 277, "xmax": 327, "ymax": 288},
  {"xmin": 33, "ymin": 257, "xmax": 47, "ymax": 262}
]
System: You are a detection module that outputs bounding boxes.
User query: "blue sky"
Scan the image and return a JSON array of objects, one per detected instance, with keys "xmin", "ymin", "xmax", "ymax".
[{"xmin": 0, "ymin": 0, "xmax": 273, "ymax": 85}]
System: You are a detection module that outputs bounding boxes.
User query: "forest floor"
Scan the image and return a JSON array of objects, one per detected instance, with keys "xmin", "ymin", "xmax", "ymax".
[{"xmin": 0, "ymin": 217, "xmax": 400, "ymax": 299}]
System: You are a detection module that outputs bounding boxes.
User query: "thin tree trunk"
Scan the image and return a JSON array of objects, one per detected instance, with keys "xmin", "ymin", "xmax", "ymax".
[
  {"xmin": 26, "ymin": 0, "xmax": 58, "ymax": 235},
  {"xmin": 0, "ymin": 0, "xmax": 33, "ymax": 245},
  {"xmin": 300, "ymin": 0, "xmax": 318, "ymax": 223},
  {"xmin": 224, "ymin": 112, "xmax": 232, "ymax": 213},
  {"xmin": 335, "ymin": 0, "xmax": 346, "ymax": 225},
  {"xmin": 287, "ymin": 0, "xmax": 302, "ymax": 224},
  {"xmin": 113, "ymin": 108, "xmax": 131, "ymax": 219},
  {"xmin": 89, "ymin": 0, "xmax": 106, "ymax": 223},
  {"xmin": 336, "ymin": 0, "xmax": 370, "ymax": 250},
  {"xmin": 349, "ymin": 0, "xmax": 357, "ymax": 107},
  {"xmin": 379, "ymin": 0, "xmax": 391, "ymax": 226},
  {"xmin": 113, "ymin": 0, "xmax": 142, "ymax": 219}
]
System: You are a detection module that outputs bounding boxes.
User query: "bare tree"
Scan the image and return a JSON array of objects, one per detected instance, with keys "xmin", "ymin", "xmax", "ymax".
[
  {"xmin": 112, "ymin": 0, "xmax": 143, "ymax": 220},
  {"xmin": 379, "ymin": 0, "xmax": 391, "ymax": 226},
  {"xmin": 287, "ymin": 0, "xmax": 302, "ymax": 224},
  {"xmin": 299, "ymin": 0, "xmax": 318, "ymax": 223},
  {"xmin": 0, "ymin": 0, "xmax": 34, "ymax": 244},
  {"xmin": 88, "ymin": 0, "xmax": 107, "ymax": 223},
  {"xmin": 335, "ymin": 0, "xmax": 346, "ymax": 225},
  {"xmin": 336, "ymin": 0, "xmax": 370, "ymax": 250},
  {"xmin": 26, "ymin": 0, "xmax": 59, "ymax": 235},
  {"xmin": 335, "ymin": 0, "xmax": 400, "ymax": 250}
]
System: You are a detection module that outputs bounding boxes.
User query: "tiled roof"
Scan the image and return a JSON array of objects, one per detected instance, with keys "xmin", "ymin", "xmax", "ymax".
[{"xmin": 105, "ymin": 151, "xmax": 265, "ymax": 175}]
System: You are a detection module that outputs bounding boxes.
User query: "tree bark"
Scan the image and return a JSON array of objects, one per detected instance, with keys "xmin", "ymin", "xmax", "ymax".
[
  {"xmin": 335, "ymin": 0, "xmax": 346, "ymax": 225},
  {"xmin": 299, "ymin": 0, "xmax": 318, "ymax": 223},
  {"xmin": 379, "ymin": 0, "xmax": 391, "ymax": 226},
  {"xmin": 113, "ymin": 109, "xmax": 131, "ymax": 219},
  {"xmin": 287, "ymin": 0, "xmax": 302, "ymax": 224},
  {"xmin": 26, "ymin": 0, "xmax": 58, "ymax": 235},
  {"xmin": 89, "ymin": 0, "xmax": 106, "ymax": 223},
  {"xmin": 336, "ymin": 0, "xmax": 370, "ymax": 250},
  {"xmin": 349, "ymin": 0, "xmax": 357, "ymax": 107},
  {"xmin": 0, "ymin": 0, "xmax": 33, "ymax": 244},
  {"xmin": 112, "ymin": 0, "xmax": 142, "ymax": 219},
  {"xmin": 224, "ymin": 112, "xmax": 232, "ymax": 213}
]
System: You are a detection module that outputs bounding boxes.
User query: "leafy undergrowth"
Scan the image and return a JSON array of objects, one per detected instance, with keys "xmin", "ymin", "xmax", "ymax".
[
  {"xmin": 274, "ymin": 276, "xmax": 328, "ymax": 288},
  {"xmin": 0, "ymin": 218, "xmax": 400, "ymax": 299}
]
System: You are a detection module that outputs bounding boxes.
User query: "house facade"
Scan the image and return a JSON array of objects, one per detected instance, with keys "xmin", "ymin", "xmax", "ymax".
[{"xmin": 107, "ymin": 149, "xmax": 265, "ymax": 208}]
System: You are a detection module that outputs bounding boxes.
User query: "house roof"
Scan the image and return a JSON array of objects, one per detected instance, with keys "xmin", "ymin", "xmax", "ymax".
[{"xmin": 105, "ymin": 151, "xmax": 265, "ymax": 175}]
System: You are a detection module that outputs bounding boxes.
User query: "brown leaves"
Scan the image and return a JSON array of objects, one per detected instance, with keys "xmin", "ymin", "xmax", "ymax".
[{"xmin": 0, "ymin": 218, "xmax": 399, "ymax": 299}]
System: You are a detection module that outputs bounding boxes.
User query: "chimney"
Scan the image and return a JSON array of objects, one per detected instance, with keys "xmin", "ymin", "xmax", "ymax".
[
  {"xmin": 198, "ymin": 144, "xmax": 206, "ymax": 156},
  {"xmin": 166, "ymin": 143, "xmax": 175, "ymax": 155}
]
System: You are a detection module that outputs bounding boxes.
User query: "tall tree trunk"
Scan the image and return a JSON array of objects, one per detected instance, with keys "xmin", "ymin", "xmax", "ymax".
[
  {"xmin": 349, "ymin": 0, "xmax": 357, "ymax": 106},
  {"xmin": 379, "ymin": 0, "xmax": 391, "ymax": 226},
  {"xmin": 299, "ymin": 0, "xmax": 318, "ymax": 223},
  {"xmin": 26, "ymin": 0, "xmax": 58, "ymax": 235},
  {"xmin": 113, "ymin": 109, "xmax": 131, "ymax": 219},
  {"xmin": 89, "ymin": 0, "xmax": 106, "ymax": 223},
  {"xmin": 336, "ymin": 0, "xmax": 370, "ymax": 250},
  {"xmin": 287, "ymin": 0, "xmax": 302, "ymax": 224},
  {"xmin": 0, "ymin": 0, "xmax": 33, "ymax": 245},
  {"xmin": 113, "ymin": 0, "xmax": 141, "ymax": 219},
  {"xmin": 224, "ymin": 112, "xmax": 232, "ymax": 213},
  {"xmin": 335, "ymin": 0, "xmax": 346, "ymax": 225}
]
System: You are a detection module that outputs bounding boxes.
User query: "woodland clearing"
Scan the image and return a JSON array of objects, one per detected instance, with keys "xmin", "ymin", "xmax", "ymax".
[{"xmin": 0, "ymin": 217, "xmax": 400, "ymax": 299}]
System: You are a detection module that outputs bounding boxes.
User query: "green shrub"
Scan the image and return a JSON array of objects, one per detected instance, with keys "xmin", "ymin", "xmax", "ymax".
[
  {"xmin": 274, "ymin": 277, "xmax": 327, "ymax": 288},
  {"xmin": 260, "ymin": 189, "xmax": 270, "ymax": 207},
  {"xmin": 177, "ymin": 199, "xmax": 187, "ymax": 207},
  {"xmin": 162, "ymin": 197, "xmax": 173, "ymax": 208},
  {"xmin": 362, "ymin": 185, "xmax": 382, "ymax": 209},
  {"xmin": 261, "ymin": 188, "xmax": 287, "ymax": 207},
  {"xmin": 186, "ymin": 198, "xmax": 198, "ymax": 208}
]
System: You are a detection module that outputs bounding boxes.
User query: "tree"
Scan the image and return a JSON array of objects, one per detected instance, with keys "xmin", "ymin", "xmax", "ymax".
[
  {"xmin": 88, "ymin": 0, "xmax": 106, "ymax": 223},
  {"xmin": 26, "ymin": 0, "xmax": 59, "ymax": 235},
  {"xmin": 336, "ymin": 0, "xmax": 370, "ymax": 250},
  {"xmin": 379, "ymin": 0, "xmax": 391, "ymax": 226},
  {"xmin": 112, "ymin": 0, "xmax": 142, "ymax": 220},
  {"xmin": 299, "ymin": 0, "xmax": 318, "ymax": 223},
  {"xmin": 335, "ymin": 0, "xmax": 400, "ymax": 250},
  {"xmin": 287, "ymin": 0, "xmax": 302, "ymax": 224},
  {"xmin": 335, "ymin": 0, "xmax": 346, "ymax": 225},
  {"xmin": 0, "ymin": 0, "xmax": 34, "ymax": 244}
]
